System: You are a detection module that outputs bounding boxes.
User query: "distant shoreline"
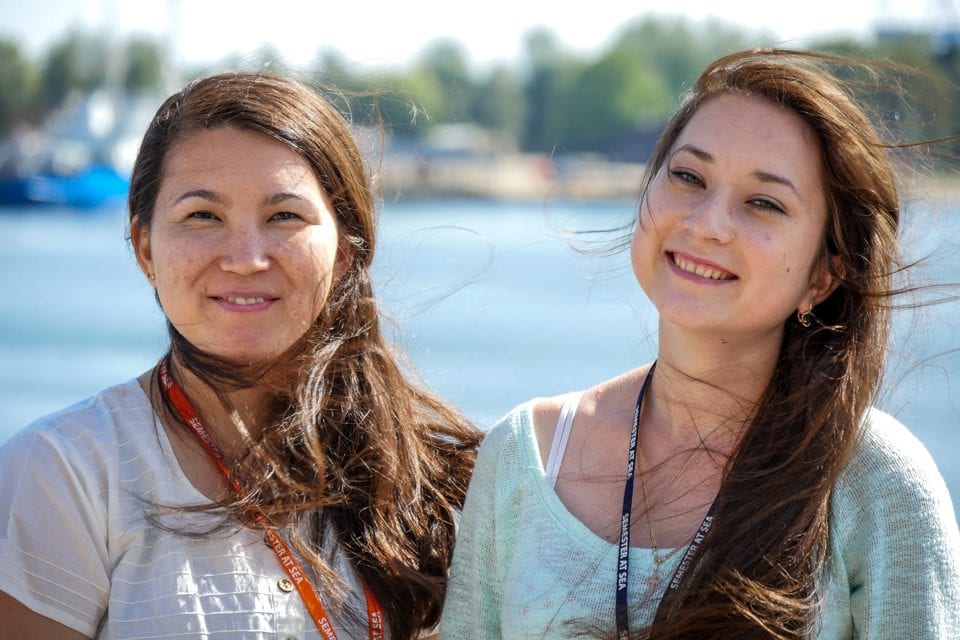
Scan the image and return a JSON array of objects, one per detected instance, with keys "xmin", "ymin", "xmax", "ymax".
[
  {"xmin": 377, "ymin": 152, "xmax": 960, "ymax": 205},
  {"xmin": 377, "ymin": 152, "xmax": 646, "ymax": 202}
]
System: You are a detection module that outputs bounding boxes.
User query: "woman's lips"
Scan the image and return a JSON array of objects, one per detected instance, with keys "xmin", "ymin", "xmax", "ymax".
[
  {"xmin": 668, "ymin": 251, "xmax": 736, "ymax": 281},
  {"xmin": 212, "ymin": 293, "xmax": 277, "ymax": 311}
]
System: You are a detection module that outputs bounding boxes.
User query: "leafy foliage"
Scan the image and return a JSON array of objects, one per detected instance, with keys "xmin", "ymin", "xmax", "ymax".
[{"xmin": 1, "ymin": 16, "xmax": 957, "ymax": 161}]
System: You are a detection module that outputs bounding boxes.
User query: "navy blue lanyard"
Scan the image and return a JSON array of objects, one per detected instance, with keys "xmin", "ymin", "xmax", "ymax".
[{"xmin": 615, "ymin": 361, "xmax": 717, "ymax": 638}]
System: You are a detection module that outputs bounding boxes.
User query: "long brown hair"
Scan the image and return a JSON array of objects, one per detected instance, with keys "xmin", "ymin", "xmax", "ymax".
[
  {"xmin": 127, "ymin": 71, "xmax": 482, "ymax": 638},
  {"xmin": 634, "ymin": 49, "xmax": 904, "ymax": 638}
]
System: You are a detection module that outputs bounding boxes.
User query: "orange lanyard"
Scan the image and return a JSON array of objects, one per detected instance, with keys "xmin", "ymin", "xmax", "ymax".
[{"xmin": 159, "ymin": 360, "xmax": 385, "ymax": 640}]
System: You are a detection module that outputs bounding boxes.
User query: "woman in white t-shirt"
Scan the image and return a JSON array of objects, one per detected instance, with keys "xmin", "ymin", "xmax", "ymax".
[{"xmin": 0, "ymin": 71, "xmax": 481, "ymax": 639}]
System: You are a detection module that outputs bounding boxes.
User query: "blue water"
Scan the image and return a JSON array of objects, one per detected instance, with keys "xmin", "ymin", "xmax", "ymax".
[{"xmin": 2, "ymin": 198, "xmax": 959, "ymax": 516}]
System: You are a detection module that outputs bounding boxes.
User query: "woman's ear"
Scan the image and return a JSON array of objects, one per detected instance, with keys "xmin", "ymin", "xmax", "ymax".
[
  {"xmin": 130, "ymin": 215, "xmax": 155, "ymax": 283},
  {"xmin": 807, "ymin": 254, "xmax": 843, "ymax": 307}
]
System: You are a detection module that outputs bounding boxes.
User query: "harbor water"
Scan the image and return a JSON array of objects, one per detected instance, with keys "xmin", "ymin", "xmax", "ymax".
[{"xmin": 1, "ymin": 197, "xmax": 958, "ymax": 517}]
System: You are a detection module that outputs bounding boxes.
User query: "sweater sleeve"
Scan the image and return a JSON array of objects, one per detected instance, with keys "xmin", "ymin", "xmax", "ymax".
[
  {"xmin": 830, "ymin": 408, "xmax": 960, "ymax": 639},
  {"xmin": 0, "ymin": 419, "xmax": 111, "ymax": 637},
  {"xmin": 440, "ymin": 411, "xmax": 526, "ymax": 639}
]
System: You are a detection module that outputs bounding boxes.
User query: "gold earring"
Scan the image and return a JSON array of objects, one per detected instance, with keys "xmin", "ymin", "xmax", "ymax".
[
  {"xmin": 797, "ymin": 307, "xmax": 814, "ymax": 328},
  {"xmin": 146, "ymin": 272, "xmax": 155, "ymax": 284}
]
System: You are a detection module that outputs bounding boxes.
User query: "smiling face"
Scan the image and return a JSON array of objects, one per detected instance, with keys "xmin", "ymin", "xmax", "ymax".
[
  {"xmin": 132, "ymin": 127, "xmax": 346, "ymax": 364},
  {"xmin": 632, "ymin": 92, "xmax": 837, "ymax": 344}
]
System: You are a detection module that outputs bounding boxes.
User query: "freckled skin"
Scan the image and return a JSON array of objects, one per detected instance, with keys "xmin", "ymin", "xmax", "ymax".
[
  {"xmin": 132, "ymin": 128, "xmax": 346, "ymax": 364},
  {"xmin": 630, "ymin": 93, "xmax": 836, "ymax": 350}
]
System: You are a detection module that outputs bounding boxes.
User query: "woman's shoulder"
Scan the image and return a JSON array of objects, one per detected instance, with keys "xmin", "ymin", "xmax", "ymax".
[
  {"xmin": 473, "ymin": 393, "xmax": 575, "ymax": 484},
  {"xmin": 824, "ymin": 412, "xmax": 960, "ymax": 635},
  {"xmin": 0, "ymin": 378, "xmax": 160, "ymax": 570},
  {"xmin": 484, "ymin": 389, "xmax": 592, "ymax": 469},
  {"xmin": 0, "ymin": 378, "xmax": 153, "ymax": 474},
  {"xmin": 833, "ymin": 406, "xmax": 956, "ymax": 530},
  {"xmin": 480, "ymin": 400, "xmax": 537, "ymax": 458},
  {"xmin": 843, "ymin": 407, "xmax": 946, "ymax": 486},
  {"xmin": 516, "ymin": 366, "xmax": 654, "ymax": 471}
]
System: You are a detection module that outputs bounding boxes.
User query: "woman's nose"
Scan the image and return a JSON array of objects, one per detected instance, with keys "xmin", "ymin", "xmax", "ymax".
[
  {"xmin": 219, "ymin": 224, "xmax": 271, "ymax": 274},
  {"xmin": 680, "ymin": 191, "xmax": 734, "ymax": 243}
]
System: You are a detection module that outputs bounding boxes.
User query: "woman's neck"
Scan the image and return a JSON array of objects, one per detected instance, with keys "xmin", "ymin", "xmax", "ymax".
[{"xmin": 646, "ymin": 320, "xmax": 783, "ymax": 449}]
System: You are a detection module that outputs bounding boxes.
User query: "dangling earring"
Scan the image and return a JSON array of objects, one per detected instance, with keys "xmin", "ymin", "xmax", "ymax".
[{"xmin": 797, "ymin": 307, "xmax": 815, "ymax": 328}]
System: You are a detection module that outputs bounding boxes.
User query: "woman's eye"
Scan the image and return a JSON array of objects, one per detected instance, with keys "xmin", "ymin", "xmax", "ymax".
[
  {"xmin": 669, "ymin": 168, "xmax": 703, "ymax": 186},
  {"xmin": 272, "ymin": 211, "xmax": 302, "ymax": 221},
  {"xmin": 749, "ymin": 198, "xmax": 786, "ymax": 214},
  {"xmin": 187, "ymin": 210, "xmax": 218, "ymax": 221}
]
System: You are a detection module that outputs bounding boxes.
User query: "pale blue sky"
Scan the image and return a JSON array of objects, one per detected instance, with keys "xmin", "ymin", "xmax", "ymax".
[{"xmin": 0, "ymin": 0, "xmax": 955, "ymax": 70}]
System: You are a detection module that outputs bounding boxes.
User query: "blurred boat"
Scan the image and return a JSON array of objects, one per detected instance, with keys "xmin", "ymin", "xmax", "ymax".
[
  {"xmin": 0, "ymin": 163, "xmax": 129, "ymax": 209},
  {"xmin": 0, "ymin": 90, "xmax": 156, "ymax": 210}
]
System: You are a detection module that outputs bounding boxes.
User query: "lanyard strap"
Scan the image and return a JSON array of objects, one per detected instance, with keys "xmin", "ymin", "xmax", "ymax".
[
  {"xmin": 159, "ymin": 360, "xmax": 385, "ymax": 640},
  {"xmin": 615, "ymin": 362, "xmax": 718, "ymax": 637},
  {"xmin": 615, "ymin": 363, "xmax": 655, "ymax": 639},
  {"xmin": 651, "ymin": 499, "xmax": 716, "ymax": 625}
]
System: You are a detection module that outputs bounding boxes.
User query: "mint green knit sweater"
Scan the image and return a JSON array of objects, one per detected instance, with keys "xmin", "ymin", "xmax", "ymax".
[{"xmin": 440, "ymin": 406, "xmax": 960, "ymax": 639}]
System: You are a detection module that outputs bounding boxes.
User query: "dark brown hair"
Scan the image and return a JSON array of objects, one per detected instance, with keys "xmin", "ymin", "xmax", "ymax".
[
  {"xmin": 635, "ymin": 49, "xmax": 903, "ymax": 638},
  {"xmin": 128, "ymin": 71, "xmax": 482, "ymax": 638}
]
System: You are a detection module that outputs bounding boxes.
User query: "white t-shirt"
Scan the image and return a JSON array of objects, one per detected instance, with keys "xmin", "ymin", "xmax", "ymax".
[{"xmin": 0, "ymin": 379, "xmax": 376, "ymax": 639}]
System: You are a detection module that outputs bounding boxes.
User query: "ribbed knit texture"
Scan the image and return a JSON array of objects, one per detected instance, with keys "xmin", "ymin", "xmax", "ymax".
[{"xmin": 439, "ymin": 403, "xmax": 960, "ymax": 639}]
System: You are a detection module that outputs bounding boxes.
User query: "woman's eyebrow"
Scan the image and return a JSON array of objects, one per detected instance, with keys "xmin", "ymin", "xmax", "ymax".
[
  {"xmin": 263, "ymin": 191, "xmax": 308, "ymax": 206},
  {"xmin": 753, "ymin": 171, "xmax": 799, "ymax": 197},
  {"xmin": 172, "ymin": 189, "xmax": 225, "ymax": 205},
  {"xmin": 672, "ymin": 144, "xmax": 712, "ymax": 162}
]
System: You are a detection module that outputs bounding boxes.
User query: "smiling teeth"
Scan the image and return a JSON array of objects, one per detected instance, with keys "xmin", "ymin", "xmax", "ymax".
[
  {"xmin": 673, "ymin": 255, "xmax": 730, "ymax": 280},
  {"xmin": 227, "ymin": 296, "xmax": 265, "ymax": 305}
]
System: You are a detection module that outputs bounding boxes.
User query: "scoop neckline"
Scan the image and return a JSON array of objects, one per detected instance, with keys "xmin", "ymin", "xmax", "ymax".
[{"xmin": 516, "ymin": 402, "xmax": 687, "ymax": 559}]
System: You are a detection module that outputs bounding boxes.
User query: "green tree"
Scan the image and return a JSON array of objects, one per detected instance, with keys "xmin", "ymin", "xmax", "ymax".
[
  {"xmin": 412, "ymin": 40, "xmax": 476, "ymax": 123},
  {"xmin": 309, "ymin": 50, "xmax": 364, "ymax": 119},
  {"xmin": 471, "ymin": 65, "xmax": 526, "ymax": 141},
  {"xmin": 378, "ymin": 67, "xmax": 443, "ymax": 134},
  {"xmin": 556, "ymin": 46, "xmax": 671, "ymax": 152},
  {"xmin": 876, "ymin": 34, "xmax": 956, "ymax": 143},
  {"xmin": 521, "ymin": 28, "xmax": 582, "ymax": 152},
  {"xmin": 813, "ymin": 34, "xmax": 958, "ymax": 146},
  {"xmin": 313, "ymin": 50, "xmax": 360, "ymax": 89},
  {"xmin": 0, "ymin": 39, "xmax": 38, "ymax": 135},
  {"xmin": 123, "ymin": 38, "xmax": 165, "ymax": 95},
  {"xmin": 612, "ymin": 16, "xmax": 760, "ymax": 100},
  {"xmin": 39, "ymin": 31, "xmax": 110, "ymax": 111}
]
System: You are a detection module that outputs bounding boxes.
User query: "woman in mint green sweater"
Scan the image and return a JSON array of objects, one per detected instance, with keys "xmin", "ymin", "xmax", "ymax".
[{"xmin": 441, "ymin": 49, "xmax": 960, "ymax": 639}]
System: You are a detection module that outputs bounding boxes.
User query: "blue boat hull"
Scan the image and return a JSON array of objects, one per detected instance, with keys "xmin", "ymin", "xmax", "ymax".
[{"xmin": 0, "ymin": 164, "xmax": 129, "ymax": 209}]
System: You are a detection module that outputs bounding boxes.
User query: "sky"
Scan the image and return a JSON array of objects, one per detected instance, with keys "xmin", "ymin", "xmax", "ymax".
[{"xmin": 1, "ymin": 0, "xmax": 957, "ymax": 72}]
